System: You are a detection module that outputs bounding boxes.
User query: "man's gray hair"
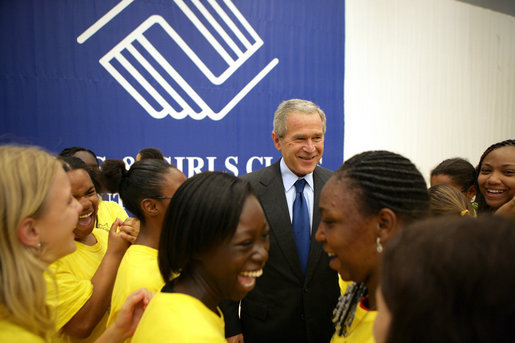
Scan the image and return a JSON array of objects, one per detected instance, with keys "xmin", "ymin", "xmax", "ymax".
[{"xmin": 273, "ymin": 99, "xmax": 326, "ymax": 138}]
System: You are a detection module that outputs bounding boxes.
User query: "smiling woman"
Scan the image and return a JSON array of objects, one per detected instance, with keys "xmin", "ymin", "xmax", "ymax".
[
  {"xmin": 45, "ymin": 156, "xmax": 139, "ymax": 343},
  {"xmin": 132, "ymin": 172, "xmax": 270, "ymax": 343},
  {"xmin": 0, "ymin": 146, "xmax": 81, "ymax": 342},
  {"xmin": 0, "ymin": 146, "xmax": 150, "ymax": 343},
  {"xmin": 475, "ymin": 139, "xmax": 515, "ymax": 219},
  {"xmin": 315, "ymin": 150, "xmax": 429, "ymax": 343}
]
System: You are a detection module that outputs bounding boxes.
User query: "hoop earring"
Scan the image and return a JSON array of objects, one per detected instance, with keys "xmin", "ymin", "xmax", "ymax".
[{"xmin": 376, "ymin": 237, "xmax": 383, "ymax": 253}]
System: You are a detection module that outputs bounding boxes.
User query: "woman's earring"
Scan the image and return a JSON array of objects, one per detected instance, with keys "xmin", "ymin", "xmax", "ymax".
[{"xmin": 376, "ymin": 237, "xmax": 383, "ymax": 253}]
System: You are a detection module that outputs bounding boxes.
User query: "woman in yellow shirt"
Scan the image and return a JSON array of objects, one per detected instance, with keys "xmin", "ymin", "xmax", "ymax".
[
  {"xmin": 315, "ymin": 151, "xmax": 429, "ymax": 343},
  {"xmin": 101, "ymin": 158, "xmax": 186, "ymax": 331},
  {"xmin": 132, "ymin": 172, "xmax": 270, "ymax": 342},
  {"xmin": 46, "ymin": 156, "xmax": 139, "ymax": 343},
  {"xmin": 0, "ymin": 145, "xmax": 149, "ymax": 343}
]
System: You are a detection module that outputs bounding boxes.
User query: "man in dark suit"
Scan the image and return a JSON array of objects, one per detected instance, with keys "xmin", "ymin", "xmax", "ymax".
[{"xmin": 222, "ymin": 99, "xmax": 340, "ymax": 343}]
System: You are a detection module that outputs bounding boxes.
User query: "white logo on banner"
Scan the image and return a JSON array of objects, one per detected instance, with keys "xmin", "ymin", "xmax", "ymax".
[{"xmin": 78, "ymin": 0, "xmax": 279, "ymax": 120}]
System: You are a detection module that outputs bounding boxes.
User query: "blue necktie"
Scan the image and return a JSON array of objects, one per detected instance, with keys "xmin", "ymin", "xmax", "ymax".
[{"xmin": 293, "ymin": 179, "xmax": 310, "ymax": 273}]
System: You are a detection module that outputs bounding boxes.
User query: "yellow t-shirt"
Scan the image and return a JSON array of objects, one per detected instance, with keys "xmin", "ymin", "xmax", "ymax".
[
  {"xmin": 95, "ymin": 199, "xmax": 129, "ymax": 232},
  {"xmin": 339, "ymin": 275, "xmax": 352, "ymax": 295},
  {"xmin": 0, "ymin": 318, "xmax": 45, "ymax": 343},
  {"xmin": 106, "ymin": 244, "xmax": 164, "ymax": 332},
  {"xmin": 330, "ymin": 298, "xmax": 377, "ymax": 343},
  {"xmin": 45, "ymin": 200, "xmax": 127, "ymax": 343},
  {"xmin": 132, "ymin": 293, "xmax": 226, "ymax": 343}
]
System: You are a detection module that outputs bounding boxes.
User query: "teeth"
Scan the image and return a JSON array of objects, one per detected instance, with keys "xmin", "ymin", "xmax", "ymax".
[
  {"xmin": 487, "ymin": 189, "xmax": 505, "ymax": 194},
  {"xmin": 240, "ymin": 269, "xmax": 263, "ymax": 278},
  {"xmin": 79, "ymin": 211, "xmax": 93, "ymax": 219},
  {"xmin": 327, "ymin": 252, "xmax": 336, "ymax": 257}
]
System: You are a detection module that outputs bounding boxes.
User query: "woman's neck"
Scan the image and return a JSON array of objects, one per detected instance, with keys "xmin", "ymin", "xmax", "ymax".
[
  {"xmin": 76, "ymin": 232, "xmax": 97, "ymax": 246},
  {"xmin": 134, "ymin": 222, "xmax": 160, "ymax": 249},
  {"xmin": 171, "ymin": 272, "xmax": 221, "ymax": 316},
  {"xmin": 365, "ymin": 271, "xmax": 379, "ymax": 310}
]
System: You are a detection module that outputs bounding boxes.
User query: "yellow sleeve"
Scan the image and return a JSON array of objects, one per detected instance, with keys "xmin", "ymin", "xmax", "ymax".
[{"xmin": 45, "ymin": 262, "xmax": 93, "ymax": 330}]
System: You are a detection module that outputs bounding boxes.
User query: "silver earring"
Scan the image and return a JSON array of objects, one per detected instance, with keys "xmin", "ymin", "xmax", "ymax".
[
  {"xmin": 36, "ymin": 242, "xmax": 41, "ymax": 251},
  {"xmin": 376, "ymin": 237, "xmax": 383, "ymax": 253}
]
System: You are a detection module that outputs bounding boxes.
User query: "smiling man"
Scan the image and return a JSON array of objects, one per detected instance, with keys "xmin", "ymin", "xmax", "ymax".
[{"xmin": 221, "ymin": 99, "xmax": 340, "ymax": 343}]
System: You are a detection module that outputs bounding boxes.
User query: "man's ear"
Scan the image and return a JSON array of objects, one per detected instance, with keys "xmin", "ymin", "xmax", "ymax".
[
  {"xmin": 141, "ymin": 199, "xmax": 159, "ymax": 217},
  {"xmin": 375, "ymin": 208, "xmax": 400, "ymax": 243},
  {"xmin": 272, "ymin": 132, "xmax": 282, "ymax": 152},
  {"xmin": 17, "ymin": 217, "xmax": 40, "ymax": 248}
]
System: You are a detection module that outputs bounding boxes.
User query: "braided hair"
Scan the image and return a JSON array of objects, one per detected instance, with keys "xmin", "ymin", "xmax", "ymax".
[
  {"xmin": 334, "ymin": 150, "xmax": 429, "ymax": 223},
  {"xmin": 331, "ymin": 150, "xmax": 429, "ymax": 337},
  {"xmin": 475, "ymin": 139, "xmax": 515, "ymax": 213}
]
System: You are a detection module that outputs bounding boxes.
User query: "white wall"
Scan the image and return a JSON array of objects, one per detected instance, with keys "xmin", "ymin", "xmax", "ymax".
[{"xmin": 344, "ymin": 0, "xmax": 515, "ymax": 183}]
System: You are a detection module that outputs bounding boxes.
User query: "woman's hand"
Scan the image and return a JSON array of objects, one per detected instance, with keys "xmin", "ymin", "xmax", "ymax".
[
  {"xmin": 107, "ymin": 218, "xmax": 132, "ymax": 255},
  {"xmin": 118, "ymin": 217, "xmax": 140, "ymax": 244},
  {"xmin": 95, "ymin": 288, "xmax": 153, "ymax": 343},
  {"xmin": 227, "ymin": 334, "xmax": 245, "ymax": 343},
  {"xmin": 495, "ymin": 196, "xmax": 515, "ymax": 220}
]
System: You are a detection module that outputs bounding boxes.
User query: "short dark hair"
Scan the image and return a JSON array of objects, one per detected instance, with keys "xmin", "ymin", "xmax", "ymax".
[
  {"xmin": 159, "ymin": 171, "xmax": 255, "ymax": 282},
  {"xmin": 101, "ymin": 159, "xmax": 174, "ymax": 224},
  {"xmin": 58, "ymin": 146, "xmax": 99, "ymax": 167},
  {"xmin": 138, "ymin": 147, "xmax": 164, "ymax": 160},
  {"xmin": 430, "ymin": 157, "xmax": 475, "ymax": 191},
  {"xmin": 334, "ymin": 150, "xmax": 429, "ymax": 223},
  {"xmin": 58, "ymin": 156, "xmax": 101, "ymax": 193},
  {"xmin": 381, "ymin": 216, "xmax": 515, "ymax": 343},
  {"xmin": 475, "ymin": 139, "xmax": 515, "ymax": 213}
]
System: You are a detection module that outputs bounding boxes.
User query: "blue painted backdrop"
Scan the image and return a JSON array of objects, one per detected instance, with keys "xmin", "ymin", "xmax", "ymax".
[{"xmin": 0, "ymin": 0, "xmax": 345, "ymax": 177}]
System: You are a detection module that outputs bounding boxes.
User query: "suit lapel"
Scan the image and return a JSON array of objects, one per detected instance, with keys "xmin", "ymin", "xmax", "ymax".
[
  {"xmin": 257, "ymin": 162, "xmax": 304, "ymax": 280},
  {"xmin": 305, "ymin": 167, "xmax": 326, "ymax": 282}
]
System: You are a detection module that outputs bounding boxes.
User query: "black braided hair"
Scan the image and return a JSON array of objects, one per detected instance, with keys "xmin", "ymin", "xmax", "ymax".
[
  {"xmin": 475, "ymin": 139, "xmax": 515, "ymax": 213},
  {"xmin": 335, "ymin": 150, "xmax": 429, "ymax": 223}
]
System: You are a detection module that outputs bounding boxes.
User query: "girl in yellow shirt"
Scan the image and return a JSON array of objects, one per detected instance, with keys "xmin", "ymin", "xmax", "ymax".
[
  {"xmin": 133, "ymin": 172, "xmax": 270, "ymax": 342},
  {"xmin": 46, "ymin": 156, "xmax": 139, "ymax": 343},
  {"xmin": 101, "ymin": 158, "xmax": 186, "ymax": 332},
  {"xmin": 0, "ymin": 146, "xmax": 150, "ymax": 343}
]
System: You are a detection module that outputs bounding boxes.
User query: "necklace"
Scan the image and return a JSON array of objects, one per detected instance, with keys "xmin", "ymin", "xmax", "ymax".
[{"xmin": 332, "ymin": 282, "xmax": 367, "ymax": 337}]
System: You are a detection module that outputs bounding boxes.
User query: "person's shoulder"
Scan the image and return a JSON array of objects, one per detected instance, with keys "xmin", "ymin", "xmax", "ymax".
[
  {"xmin": 0, "ymin": 319, "xmax": 45, "ymax": 343},
  {"xmin": 242, "ymin": 162, "xmax": 279, "ymax": 182},
  {"xmin": 314, "ymin": 165, "xmax": 333, "ymax": 181},
  {"xmin": 98, "ymin": 200, "xmax": 127, "ymax": 217}
]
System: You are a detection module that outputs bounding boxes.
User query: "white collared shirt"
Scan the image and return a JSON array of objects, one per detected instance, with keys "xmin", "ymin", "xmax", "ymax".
[{"xmin": 280, "ymin": 158, "xmax": 314, "ymax": 233}]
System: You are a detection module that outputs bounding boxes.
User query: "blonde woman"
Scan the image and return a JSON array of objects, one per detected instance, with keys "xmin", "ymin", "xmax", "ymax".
[
  {"xmin": 0, "ymin": 146, "xmax": 150, "ymax": 343},
  {"xmin": 428, "ymin": 184, "xmax": 473, "ymax": 217}
]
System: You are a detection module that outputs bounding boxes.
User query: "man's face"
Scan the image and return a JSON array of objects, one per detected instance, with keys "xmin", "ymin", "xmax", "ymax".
[{"xmin": 273, "ymin": 111, "xmax": 324, "ymax": 177}]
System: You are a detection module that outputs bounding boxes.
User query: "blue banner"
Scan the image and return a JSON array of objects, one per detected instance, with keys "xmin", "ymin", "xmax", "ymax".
[{"xmin": 1, "ymin": 0, "xmax": 345, "ymax": 177}]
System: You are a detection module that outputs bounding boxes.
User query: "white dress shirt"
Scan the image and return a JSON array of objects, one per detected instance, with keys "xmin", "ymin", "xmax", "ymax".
[{"xmin": 280, "ymin": 158, "xmax": 314, "ymax": 233}]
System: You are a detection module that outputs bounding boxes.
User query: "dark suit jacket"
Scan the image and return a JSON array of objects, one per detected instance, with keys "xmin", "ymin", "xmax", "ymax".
[{"xmin": 221, "ymin": 161, "xmax": 340, "ymax": 343}]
